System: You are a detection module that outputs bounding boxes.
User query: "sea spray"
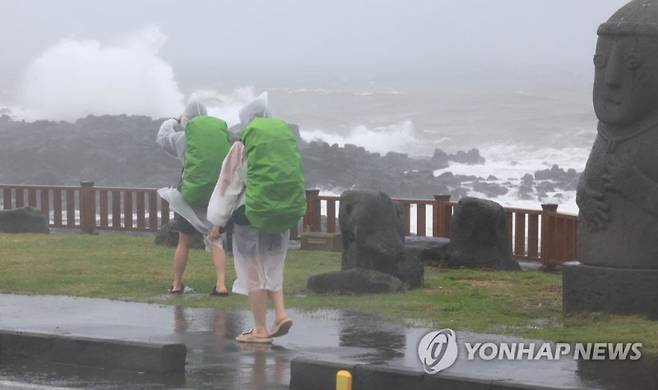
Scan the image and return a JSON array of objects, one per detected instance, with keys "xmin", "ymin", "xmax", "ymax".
[
  {"xmin": 300, "ymin": 120, "xmax": 424, "ymax": 155},
  {"xmin": 18, "ymin": 26, "xmax": 184, "ymax": 121}
]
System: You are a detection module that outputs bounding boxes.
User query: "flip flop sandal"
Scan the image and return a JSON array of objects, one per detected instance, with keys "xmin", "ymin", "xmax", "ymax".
[
  {"xmin": 269, "ymin": 318, "xmax": 293, "ymax": 338},
  {"xmin": 236, "ymin": 329, "xmax": 272, "ymax": 344},
  {"xmin": 210, "ymin": 287, "xmax": 229, "ymax": 297},
  {"xmin": 169, "ymin": 285, "xmax": 184, "ymax": 294}
]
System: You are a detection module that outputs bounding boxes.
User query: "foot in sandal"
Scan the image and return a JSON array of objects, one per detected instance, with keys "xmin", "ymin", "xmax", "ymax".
[
  {"xmin": 270, "ymin": 318, "xmax": 293, "ymax": 338},
  {"xmin": 236, "ymin": 329, "xmax": 273, "ymax": 344},
  {"xmin": 169, "ymin": 284, "xmax": 185, "ymax": 294}
]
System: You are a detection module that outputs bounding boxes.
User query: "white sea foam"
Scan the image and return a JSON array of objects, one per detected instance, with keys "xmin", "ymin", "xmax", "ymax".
[
  {"xmin": 434, "ymin": 144, "xmax": 588, "ymax": 179},
  {"xmin": 280, "ymin": 88, "xmax": 331, "ymax": 94},
  {"xmin": 8, "ymin": 25, "xmax": 263, "ymax": 126},
  {"xmin": 300, "ymin": 120, "xmax": 424, "ymax": 155},
  {"xmin": 18, "ymin": 26, "xmax": 184, "ymax": 121},
  {"xmin": 434, "ymin": 144, "xmax": 586, "ymax": 214},
  {"xmin": 304, "ymin": 129, "xmax": 586, "ymax": 213}
]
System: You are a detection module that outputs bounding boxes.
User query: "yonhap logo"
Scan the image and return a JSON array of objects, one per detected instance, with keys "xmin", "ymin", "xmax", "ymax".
[
  {"xmin": 417, "ymin": 329, "xmax": 640, "ymax": 373},
  {"xmin": 418, "ymin": 329, "xmax": 459, "ymax": 374}
]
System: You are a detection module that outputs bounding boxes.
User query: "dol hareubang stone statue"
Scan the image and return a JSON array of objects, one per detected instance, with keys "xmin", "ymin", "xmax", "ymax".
[
  {"xmin": 565, "ymin": 0, "xmax": 658, "ymax": 319},
  {"xmin": 578, "ymin": 0, "xmax": 658, "ymax": 269}
]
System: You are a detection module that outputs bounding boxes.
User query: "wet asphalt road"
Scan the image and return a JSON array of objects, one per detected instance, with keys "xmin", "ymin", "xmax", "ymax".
[{"xmin": 0, "ymin": 294, "xmax": 655, "ymax": 389}]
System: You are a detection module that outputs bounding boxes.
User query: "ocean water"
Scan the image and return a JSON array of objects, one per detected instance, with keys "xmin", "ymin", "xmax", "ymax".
[
  {"xmin": 271, "ymin": 86, "xmax": 596, "ymax": 153},
  {"xmin": 0, "ymin": 27, "xmax": 596, "ymax": 214},
  {"xmin": 268, "ymin": 86, "xmax": 596, "ymax": 214},
  {"xmin": 0, "ymin": 84, "xmax": 595, "ymax": 214}
]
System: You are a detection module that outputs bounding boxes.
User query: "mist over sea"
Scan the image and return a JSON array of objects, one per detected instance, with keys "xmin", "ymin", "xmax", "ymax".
[
  {"xmin": 0, "ymin": 26, "xmax": 597, "ymax": 214},
  {"xmin": 272, "ymin": 85, "xmax": 595, "ymax": 214}
]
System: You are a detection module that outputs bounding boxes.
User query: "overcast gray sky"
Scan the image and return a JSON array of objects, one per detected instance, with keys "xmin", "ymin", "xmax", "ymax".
[{"xmin": 0, "ymin": 0, "xmax": 629, "ymax": 92}]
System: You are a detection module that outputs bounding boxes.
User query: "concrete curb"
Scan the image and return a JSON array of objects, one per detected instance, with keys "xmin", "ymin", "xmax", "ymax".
[
  {"xmin": 290, "ymin": 357, "xmax": 586, "ymax": 390},
  {"xmin": 290, "ymin": 356, "xmax": 362, "ymax": 390},
  {"xmin": 0, "ymin": 330, "xmax": 186, "ymax": 374}
]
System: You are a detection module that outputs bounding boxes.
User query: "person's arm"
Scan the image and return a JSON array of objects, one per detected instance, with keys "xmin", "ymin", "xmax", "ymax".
[
  {"xmin": 207, "ymin": 142, "xmax": 246, "ymax": 229},
  {"xmin": 156, "ymin": 118, "xmax": 186, "ymax": 163}
]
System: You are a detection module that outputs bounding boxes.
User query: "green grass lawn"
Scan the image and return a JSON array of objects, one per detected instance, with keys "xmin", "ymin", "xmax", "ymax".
[{"xmin": 1, "ymin": 233, "xmax": 657, "ymax": 354}]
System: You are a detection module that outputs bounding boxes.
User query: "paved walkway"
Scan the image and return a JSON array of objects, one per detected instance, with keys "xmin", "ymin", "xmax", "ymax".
[{"xmin": 0, "ymin": 294, "xmax": 653, "ymax": 389}]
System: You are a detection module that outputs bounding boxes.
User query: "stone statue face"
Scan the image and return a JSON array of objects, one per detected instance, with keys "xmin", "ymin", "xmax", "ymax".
[{"xmin": 593, "ymin": 35, "xmax": 658, "ymax": 126}]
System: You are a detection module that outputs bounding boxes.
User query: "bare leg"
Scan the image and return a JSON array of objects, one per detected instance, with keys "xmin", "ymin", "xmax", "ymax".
[
  {"xmin": 268, "ymin": 290, "xmax": 288, "ymax": 323},
  {"xmin": 248, "ymin": 290, "xmax": 269, "ymax": 337},
  {"xmin": 172, "ymin": 233, "xmax": 190, "ymax": 290},
  {"xmin": 210, "ymin": 244, "xmax": 228, "ymax": 292}
]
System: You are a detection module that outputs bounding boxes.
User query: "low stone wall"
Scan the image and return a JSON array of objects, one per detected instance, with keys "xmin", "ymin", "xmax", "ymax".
[
  {"xmin": 0, "ymin": 330, "xmax": 186, "ymax": 374},
  {"xmin": 290, "ymin": 357, "xmax": 578, "ymax": 390}
]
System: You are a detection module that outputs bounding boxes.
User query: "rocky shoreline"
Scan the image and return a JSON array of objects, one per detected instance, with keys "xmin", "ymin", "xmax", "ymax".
[{"xmin": 0, "ymin": 115, "xmax": 580, "ymax": 202}]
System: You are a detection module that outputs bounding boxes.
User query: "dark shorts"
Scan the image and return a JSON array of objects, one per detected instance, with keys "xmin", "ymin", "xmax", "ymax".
[
  {"xmin": 172, "ymin": 213, "xmax": 200, "ymax": 235},
  {"xmin": 232, "ymin": 205, "xmax": 251, "ymax": 226}
]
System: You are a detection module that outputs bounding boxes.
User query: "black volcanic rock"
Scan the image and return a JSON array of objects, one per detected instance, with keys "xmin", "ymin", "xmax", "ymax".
[
  {"xmin": 448, "ymin": 148, "xmax": 485, "ymax": 164},
  {"xmin": 521, "ymin": 173, "xmax": 534, "ymax": 185},
  {"xmin": 404, "ymin": 236, "xmax": 450, "ymax": 266},
  {"xmin": 299, "ymin": 138, "xmax": 474, "ymax": 197},
  {"xmin": 338, "ymin": 191, "xmax": 423, "ymax": 288},
  {"xmin": 0, "ymin": 116, "xmax": 491, "ymax": 200},
  {"xmin": 435, "ymin": 171, "xmax": 455, "ymax": 181},
  {"xmin": 472, "ymin": 180, "xmax": 508, "ymax": 197},
  {"xmin": 307, "ymin": 190, "xmax": 424, "ymax": 294},
  {"xmin": 533, "ymin": 165, "xmax": 581, "ymax": 193},
  {"xmin": 307, "ymin": 268, "xmax": 404, "ymax": 294},
  {"xmin": 536, "ymin": 181, "xmax": 556, "ymax": 194},
  {"xmin": 0, "ymin": 115, "xmax": 179, "ymax": 187},
  {"xmin": 430, "ymin": 148, "xmax": 449, "ymax": 168},
  {"xmin": 535, "ymin": 164, "xmax": 578, "ymax": 181},
  {"xmin": 0, "ymin": 207, "xmax": 49, "ymax": 234},
  {"xmin": 448, "ymin": 197, "xmax": 521, "ymax": 270},
  {"xmin": 518, "ymin": 174, "xmax": 535, "ymax": 200}
]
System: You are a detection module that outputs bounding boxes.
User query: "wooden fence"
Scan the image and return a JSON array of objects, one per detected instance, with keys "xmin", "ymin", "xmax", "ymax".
[
  {"xmin": 0, "ymin": 182, "xmax": 169, "ymax": 233},
  {"xmin": 0, "ymin": 183, "xmax": 577, "ymax": 266},
  {"xmin": 304, "ymin": 191, "xmax": 578, "ymax": 267}
]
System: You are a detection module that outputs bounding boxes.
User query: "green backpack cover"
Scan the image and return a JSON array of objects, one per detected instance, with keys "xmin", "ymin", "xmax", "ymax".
[
  {"xmin": 242, "ymin": 118, "xmax": 306, "ymax": 233},
  {"xmin": 181, "ymin": 116, "xmax": 230, "ymax": 208}
]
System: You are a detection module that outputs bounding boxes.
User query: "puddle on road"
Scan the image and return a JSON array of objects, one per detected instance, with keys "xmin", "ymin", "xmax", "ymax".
[{"xmin": 0, "ymin": 294, "xmax": 655, "ymax": 389}]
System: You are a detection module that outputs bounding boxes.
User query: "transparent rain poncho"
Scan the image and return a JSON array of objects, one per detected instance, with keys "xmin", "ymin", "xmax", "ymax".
[
  {"xmin": 231, "ymin": 224, "xmax": 290, "ymax": 295},
  {"xmin": 239, "ymin": 92, "xmax": 271, "ymax": 125},
  {"xmin": 157, "ymin": 187, "xmax": 222, "ymax": 249},
  {"xmin": 207, "ymin": 92, "xmax": 291, "ymax": 294},
  {"xmin": 157, "ymin": 100, "xmax": 221, "ymax": 250}
]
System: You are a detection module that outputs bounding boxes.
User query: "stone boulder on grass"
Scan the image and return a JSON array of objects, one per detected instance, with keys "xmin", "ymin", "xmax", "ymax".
[
  {"xmin": 307, "ymin": 268, "xmax": 404, "ymax": 294},
  {"xmin": 0, "ymin": 207, "xmax": 49, "ymax": 234},
  {"xmin": 448, "ymin": 197, "xmax": 521, "ymax": 271},
  {"xmin": 307, "ymin": 191, "xmax": 424, "ymax": 294}
]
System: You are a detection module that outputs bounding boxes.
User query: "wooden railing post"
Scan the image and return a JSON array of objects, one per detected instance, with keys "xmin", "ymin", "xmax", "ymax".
[
  {"xmin": 290, "ymin": 223, "xmax": 299, "ymax": 240},
  {"xmin": 80, "ymin": 181, "xmax": 95, "ymax": 234},
  {"xmin": 541, "ymin": 203, "xmax": 558, "ymax": 267},
  {"xmin": 303, "ymin": 189, "xmax": 321, "ymax": 232},
  {"xmin": 2, "ymin": 187, "xmax": 12, "ymax": 210},
  {"xmin": 433, "ymin": 195, "xmax": 451, "ymax": 237},
  {"xmin": 514, "ymin": 212, "xmax": 527, "ymax": 258},
  {"xmin": 326, "ymin": 198, "xmax": 337, "ymax": 233},
  {"xmin": 402, "ymin": 202, "xmax": 411, "ymax": 236},
  {"xmin": 417, "ymin": 202, "xmax": 427, "ymax": 237}
]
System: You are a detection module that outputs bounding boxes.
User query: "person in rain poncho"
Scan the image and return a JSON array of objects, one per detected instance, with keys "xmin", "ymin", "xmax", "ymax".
[
  {"xmin": 156, "ymin": 101, "xmax": 230, "ymax": 296},
  {"xmin": 207, "ymin": 92, "xmax": 306, "ymax": 343}
]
